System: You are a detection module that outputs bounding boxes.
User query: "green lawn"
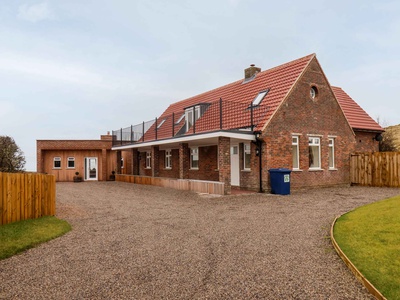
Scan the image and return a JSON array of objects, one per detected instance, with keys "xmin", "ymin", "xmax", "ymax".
[
  {"xmin": 334, "ymin": 195, "xmax": 400, "ymax": 300},
  {"xmin": 0, "ymin": 216, "xmax": 71, "ymax": 260}
]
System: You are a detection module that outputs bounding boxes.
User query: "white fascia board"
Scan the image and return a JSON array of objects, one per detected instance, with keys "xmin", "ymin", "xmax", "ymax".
[{"xmin": 112, "ymin": 131, "xmax": 256, "ymax": 150}]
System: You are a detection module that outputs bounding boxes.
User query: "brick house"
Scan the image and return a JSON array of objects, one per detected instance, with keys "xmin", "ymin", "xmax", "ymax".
[
  {"xmin": 112, "ymin": 54, "xmax": 383, "ymax": 194},
  {"xmin": 111, "ymin": 54, "xmax": 382, "ymax": 194},
  {"xmin": 37, "ymin": 54, "xmax": 381, "ymax": 189},
  {"xmin": 37, "ymin": 134, "xmax": 131, "ymax": 182}
]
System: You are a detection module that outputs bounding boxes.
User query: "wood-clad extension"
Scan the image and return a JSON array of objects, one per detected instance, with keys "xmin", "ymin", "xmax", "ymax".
[
  {"xmin": 0, "ymin": 172, "xmax": 56, "ymax": 225},
  {"xmin": 350, "ymin": 152, "xmax": 400, "ymax": 187}
]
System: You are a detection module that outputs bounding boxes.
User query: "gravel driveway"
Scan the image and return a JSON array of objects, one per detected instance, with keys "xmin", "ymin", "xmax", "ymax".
[{"xmin": 0, "ymin": 182, "xmax": 399, "ymax": 299}]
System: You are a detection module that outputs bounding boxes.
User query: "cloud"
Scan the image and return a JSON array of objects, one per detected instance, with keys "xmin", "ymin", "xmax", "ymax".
[
  {"xmin": 0, "ymin": 52, "xmax": 115, "ymax": 89},
  {"xmin": 17, "ymin": 2, "xmax": 55, "ymax": 22}
]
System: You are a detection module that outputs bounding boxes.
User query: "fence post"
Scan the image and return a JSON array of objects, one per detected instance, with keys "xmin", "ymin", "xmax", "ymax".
[
  {"xmin": 131, "ymin": 125, "xmax": 133, "ymax": 143},
  {"xmin": 250, "ymin": 103, "xmax": 254, "ymax": 131},
  {"xmin": 155, "ymin": 117, "xmax": 158, "ymax": 140},
  {"xmin": 219, "ymin": 98, "xmax": 223, "ymax": 129},
  {"xmin": 120, "ymin": 128, "xmax": 123, "ymax": 145},
  {"xmin": 193, "ymin": 106, "xmax": 196, "ymax": 134},
  {"xmin": 142, "ymin": 121, "xmax": 145, "ymax": 142},
  {"xmin": 172, "ymin": 113, "xmax": 175, "ymax": 137}
]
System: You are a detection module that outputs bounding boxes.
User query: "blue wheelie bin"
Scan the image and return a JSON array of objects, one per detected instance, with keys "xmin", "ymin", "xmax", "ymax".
[{"xmin": 269, "ymin": 168, "xmax": 291, "ymax": 195}]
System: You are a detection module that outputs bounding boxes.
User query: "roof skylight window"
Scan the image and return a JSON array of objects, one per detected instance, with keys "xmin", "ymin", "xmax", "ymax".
[
  {"xmin": 252, "ymin": 89, "xmax": 269, "ymax": 106},
  {"xmin": 157, "ymin": 119, "xmax": 166, "ymax": 128}
]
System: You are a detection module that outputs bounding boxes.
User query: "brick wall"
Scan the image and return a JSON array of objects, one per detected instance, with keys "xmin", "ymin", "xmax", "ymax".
[
  {"xmin": 218, "ymin": 137, "xmax": 231, "ymax": 194},
  {"xmin": 179, "ymin": 143, "xmax": 189, "ymax": 179},
  {"xmin": 354, "ymin": 131, "xmax": 380, "ymax": 152},
  {"xmin": 152, "ymin": 146, "xmax": 160, "ymax": 177},
  {"xmin": 139, "ymin": 151, "xmax": 152, "ymax": 177},
  {"xmin": 137, "ymin": 145, "xmax": 219, "ymax": 182},
  {"xmin": 239, "ymin": 142, "xmax": 261, "ymax": 191},
  {"xmin": 158, "ymin": 149, "xmax": 180, "ymax": 179},
  {"xmin": 260, "ymin": 57, "xmax": 357, "ymax": 190},
  {"xmin": 132, "ymin": 149, "xmax": 139, "ymax": 175},
  {"xmin": 187, "ymin": 145, "xmax": 219, "ymax": 181}
]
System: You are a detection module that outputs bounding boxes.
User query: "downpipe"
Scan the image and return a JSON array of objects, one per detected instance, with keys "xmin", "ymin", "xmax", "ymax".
[{"xmin": 252, "ymin": 131, "xmax": 263, "ymax": 193}]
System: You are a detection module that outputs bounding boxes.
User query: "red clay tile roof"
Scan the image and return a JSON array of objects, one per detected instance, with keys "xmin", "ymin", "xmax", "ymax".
[
  {"xmin": 140, "ymin": 55, "xmax": 382, "ymax": 142},
  {"xmin": 144, "ymin": 54, "xmax": 315, "ymax": 141},
  {"xmin": 332, "ymin": 86, "xmax": 383, "ymax": 132}
]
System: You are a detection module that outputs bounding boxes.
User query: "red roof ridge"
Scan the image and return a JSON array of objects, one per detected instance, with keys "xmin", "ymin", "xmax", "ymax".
[
  {"xmin": 169, "ymin": 53, "xmax": 316, "ymax": 107},
  {"xmin": 263, "ymin": 53, "xmax": 315, "ymax": 73},
  {"xmin": 259, "ymin": 54, "xmax": 315, "ymax": 131}
]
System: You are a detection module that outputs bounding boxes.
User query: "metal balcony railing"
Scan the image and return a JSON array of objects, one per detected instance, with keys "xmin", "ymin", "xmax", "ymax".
[{"xmin": 112, "ymin": 98, "xmax": 267, "ymax": 147}]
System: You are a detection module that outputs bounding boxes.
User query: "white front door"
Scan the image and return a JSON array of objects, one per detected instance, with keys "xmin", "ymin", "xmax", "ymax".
[
  {"xmin": 230, "ymin": 144, "xmax": 239, "ymax": 186},
  {"xmin": 85, "ymin": 157, "xmax": 98, "ymax": 181}
]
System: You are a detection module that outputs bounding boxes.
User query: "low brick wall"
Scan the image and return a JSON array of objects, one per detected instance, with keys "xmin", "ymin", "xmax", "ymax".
[{"xmin": 115, "ymin": 174, "xmax": 225, "ymax": 195}]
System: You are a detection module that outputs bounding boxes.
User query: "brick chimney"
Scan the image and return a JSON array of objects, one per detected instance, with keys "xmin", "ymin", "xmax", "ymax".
[
  {"xmin": 244, "ymin": 64, "xmax": 261, "ymax": 80},
  {"xmin": 101, "ymin": 133, "xmax": 113, "ymax": 141}
]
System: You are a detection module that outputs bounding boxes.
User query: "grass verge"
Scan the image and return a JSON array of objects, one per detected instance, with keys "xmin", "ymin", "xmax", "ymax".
[
  {"xmin": 333, "ymin": 195, "xmax": 400, "ymax": 300},
  {"xmin": 0, "ymin": 216, "xmax": 71, "ymax": 260}
]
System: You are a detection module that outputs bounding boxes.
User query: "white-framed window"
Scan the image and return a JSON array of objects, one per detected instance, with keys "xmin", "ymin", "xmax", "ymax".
[
  {"xmin": 53, "ymin": 157, "xmax": 61, "ymax": 169},
  {"xmin": 146, "ymin": 151, "xmax": 151, "ymax": 169},
  {"xmin": 121, "ymin": 157, "xmax": 124, "ymax": 169},
  {"xmin": 243, "ymin": 143, "xmax": 251, "ymax": 170},
  {"xmin": 67, "ymin": 157, "xmax": 75, "ymax": 169},
  {"xmin": 165, "ymin": 149, "xmax": 172, "ymax": 169},
  {"xmin": 309, "ymin": 137, "xmax": 321, "ymax": 169},
  {"xmin": 190, "ymin": 147, "xmax": 199, "ymax": 169},
  {"xmin": 252, "ymin": 89, "xmax": 269, "ymax": 106},
  {"xmin": 310, "ymin": 86, "xmax": 318, "ymax": 100},
  {"xmin": 185, "ymin": 106, "xmax": 201, "ymax": 131},
  {"xmin": 329, "ymin": 138, "xmax": 335, "ymax": 169},
  {"xmin": 292, "ymin": 136, "xmax": 299, "ymax": 170}
]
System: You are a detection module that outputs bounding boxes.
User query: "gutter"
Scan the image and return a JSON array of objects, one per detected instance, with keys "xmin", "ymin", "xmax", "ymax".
[{"xmin": 112, "ymin": 129, "xmax": 255, "ymax": 150}]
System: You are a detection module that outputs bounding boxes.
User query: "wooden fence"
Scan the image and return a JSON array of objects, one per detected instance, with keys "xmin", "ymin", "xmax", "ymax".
[
  {"xmin": 350, "ymin": 152, "xmax": 400, "ymax": 187},
  {"xmin": 116, "ymin": 174, "xmax": 225, "ymax": 195},
  {"xmin": 0, "ymin": 172, "xmax": 56, "ymax": 225}
]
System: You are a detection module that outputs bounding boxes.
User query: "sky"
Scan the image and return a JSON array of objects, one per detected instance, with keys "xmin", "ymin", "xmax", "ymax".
[{"xmin": 1, "ymin": 0, "xmax": 399, "ymax": 171}]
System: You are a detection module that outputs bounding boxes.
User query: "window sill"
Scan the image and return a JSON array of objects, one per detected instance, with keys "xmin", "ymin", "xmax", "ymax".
[
  {"xmin": 190, "ymin": 168, "xmax": 199, "ymax": 171},
  {"xmin": 164, "ymin": 168, "xmax": 172, "ymax": 170},
  {"xmin": 329, "ymin": 168, "xmax": 338, "ymax": 171},
  {"xmin": 145, "ymin": 167, "xmax": 152, "ymax": 170},
  {"xmin": 292, "ymin": 169, "xmax": 303, "ymax": 172},
  {"xmin": 308, "ymin": 168, "xmax": 324, "ymax": 171},
  {"xmin": 67, "ymin": 167, "xmax": 75, "ymax": 169},
  {"xmin": 241, "ymin": 169, "xmax": 251, "ymax": 172}
]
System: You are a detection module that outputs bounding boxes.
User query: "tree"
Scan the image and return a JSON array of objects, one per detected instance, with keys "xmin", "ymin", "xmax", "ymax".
[
  {"xmin": 379, "ymin": 127, "xmax": 399, "ymax": 152},
  {"xmin": 0, "ymin": 136, "xmax": 26, "ymax": 172},
  {"xmin": 376, "ymin": 117, "xmax": 399, "ymax": 152}
]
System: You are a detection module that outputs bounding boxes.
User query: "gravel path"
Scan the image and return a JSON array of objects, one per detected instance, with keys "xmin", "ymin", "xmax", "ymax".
[{"xmin": 0, "ymin": 182, "xmax": 399, "ymax": 299}]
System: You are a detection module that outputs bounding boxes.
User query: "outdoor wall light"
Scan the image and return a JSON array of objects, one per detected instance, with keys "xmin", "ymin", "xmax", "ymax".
[{"xmin": 373, "ymin": 133, "xmax": 383, "ymax": 141}]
